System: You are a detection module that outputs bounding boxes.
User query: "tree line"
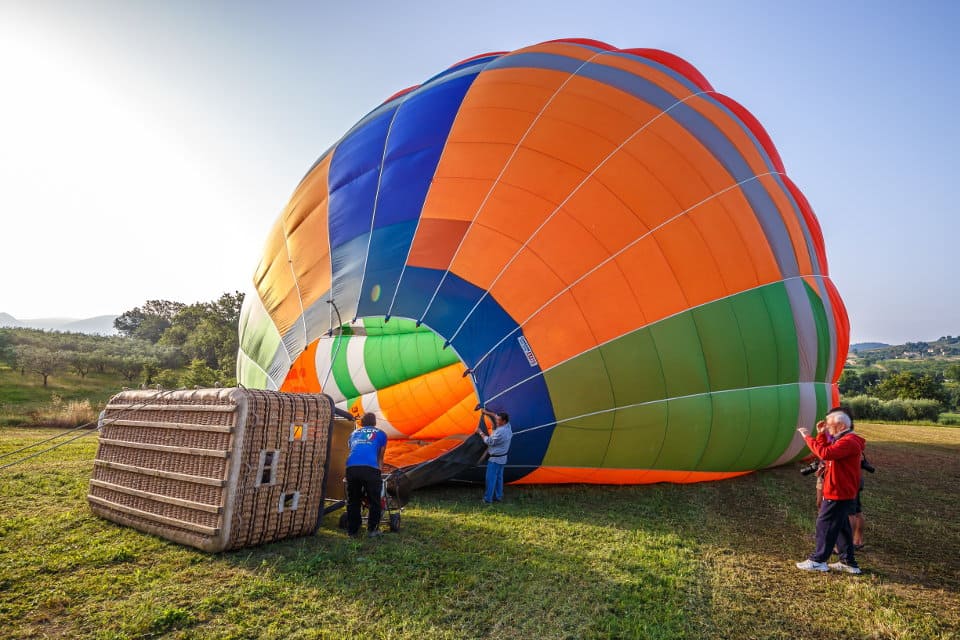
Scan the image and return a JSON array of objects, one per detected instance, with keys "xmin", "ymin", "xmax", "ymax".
[
  {"xmin": 839, "ymin": 360, "xmax": 960, "ymax": 424},
  {"xmin": 0, "ymin": 292, "xmax": 243, "ymax": 389}
]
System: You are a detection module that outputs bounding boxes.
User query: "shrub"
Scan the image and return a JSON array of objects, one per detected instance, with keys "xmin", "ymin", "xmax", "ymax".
[
  {"xmin": 153, "ymin": 369, "xmax": 182, "ymax": 389},
  {"xmin": 938, "ymin": 413, "xmax": 960, "ymax": 426},
  {"xmin": 899, "ymin": 398, "xmax": 942, "ymax": 422},
  {"xmin": 844, "ymin": 395, "xmax": 882, "ymax": 420},
  {"xmin": 879, "ymin": 400, "xmax": 908, "ymax": 421},
  {"xmin": 180, "ymin": 359, "xmax": 218, "ymax": 388},
  {"xmin": 31, "ymin": 395, "xmax": 97, "ymax": 427},
  {"xmin": 843, "ymin": 395, "xmax": 941, "ymax": 423}
]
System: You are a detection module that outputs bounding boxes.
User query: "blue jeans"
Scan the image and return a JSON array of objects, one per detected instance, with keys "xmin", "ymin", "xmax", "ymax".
[{"xmin": 484, "ymin": 460, "xmax": 505, "ymax": 502}]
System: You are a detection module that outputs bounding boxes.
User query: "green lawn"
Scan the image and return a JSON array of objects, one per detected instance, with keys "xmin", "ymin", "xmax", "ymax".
[{"xmin": 1, "ymin": 423, "xmax": 957, "ymax": 639}]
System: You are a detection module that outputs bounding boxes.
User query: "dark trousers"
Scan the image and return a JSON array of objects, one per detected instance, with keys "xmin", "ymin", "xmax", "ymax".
[
  {"xmin": 811, "ymin": 498, "xmax": 857, "ymax": 566},
  {"xmin": 346, "ymin": 465, "xmax": 382, "ymax": 535}
]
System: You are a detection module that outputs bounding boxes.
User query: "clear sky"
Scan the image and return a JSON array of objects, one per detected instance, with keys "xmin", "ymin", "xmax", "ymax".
[{"xmin": 1, "ymin": 0, "xmax": 957, "ymax": 344}]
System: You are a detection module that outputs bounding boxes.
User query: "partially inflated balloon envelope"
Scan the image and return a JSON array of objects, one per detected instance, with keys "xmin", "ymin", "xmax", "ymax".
[{"xmin": 237, "ymin": 39, "xmax": 849, "ymax": 485}]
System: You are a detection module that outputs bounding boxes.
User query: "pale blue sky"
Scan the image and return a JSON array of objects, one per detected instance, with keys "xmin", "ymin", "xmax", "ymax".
[{"xmin": 0, "ymin": 0, "xmax": 956, "ymax": 344}]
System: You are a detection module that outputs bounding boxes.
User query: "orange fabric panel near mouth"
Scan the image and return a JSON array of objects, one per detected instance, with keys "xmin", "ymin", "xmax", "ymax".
[
  {"xmin": 279, "ymin": 340, "xmax": 321, "ymax": 393},
  {"xmin": 377, "ymin": 362, "xmax": 478, "ymax": 436},
  {"xmin": 384, "ymin": 436, "xmax": 470, "ymax": 468},
  {"xmin": 513, "ymin": 467, "xmax": 752, "ymax": 485},
  {"xmin": 409, "ymin": 391, "xmax": 482, "ymax": 440}
]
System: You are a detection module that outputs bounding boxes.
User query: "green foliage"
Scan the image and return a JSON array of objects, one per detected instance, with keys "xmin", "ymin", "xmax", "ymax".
[
  {"xmin": 843, "ymin": 343, "xmax": 960, "ymax": 419},
  {"xmin": 13, "ymin": 344, "xmax": 67, "ymax": 387},
  {"xmin": 1, "ymin": 292, "xmax": 242, "ymax": 425},
  {"xmin": 839, "ymin": 367, "xmax": 882, "ymax": 396},
  {"xmin": 838, "ymin": 369, "xmax": 861, "ymax": 395},
  {"xmin": 874, "ymin": 371, "xmax": 946, "ymax": 403},
  {"xmin": 0, "ymin": 365, "xmax": 126, "ymax": 427},
  {"xmin": 180, "ymin": 359, "xmax": 219, "ymax": 388},
  {"xmin": 938, "ymin": 413, "xmax": 960, "ymax": 426},
  {"xmin": 114, "ymin": 300, "xmax": 186, "ymax": 342},
  {"xmin": 844, "ymin": 394, "xmax": 942, "ymax": 422},
  {"xmin": 948, "ymin": 385, "xmax": 960, "ymax": 412},
  {"xmin": 2, "ymin": 424, "xmax": 960, "ymax": 639},
  {"xmin": 0, "ymin": 330, "xmax": 13, "ymax": 366},
  {"xmin": 158, "ymin": 292, "xmax": 243, "ymax": 372},
  {"xmin": 151, "ymin": 369, "xmax": 180, "ymax": 389}
]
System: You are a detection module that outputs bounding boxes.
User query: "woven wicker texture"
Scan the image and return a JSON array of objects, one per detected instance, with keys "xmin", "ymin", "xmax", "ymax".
[{"xmin": 89, "ymin": 388, "xmax": 334, "ymax": 552}]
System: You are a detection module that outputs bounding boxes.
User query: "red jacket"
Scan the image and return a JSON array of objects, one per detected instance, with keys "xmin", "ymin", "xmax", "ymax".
[{"xmin": 803, "ymin": 429, "xmax": 865, "ymax": 500}]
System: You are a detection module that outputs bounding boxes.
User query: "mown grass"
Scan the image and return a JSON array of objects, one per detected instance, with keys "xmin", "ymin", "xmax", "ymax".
[{"xmin": 1, "ymin": 423, "xmax": 958, "ymax": 639}]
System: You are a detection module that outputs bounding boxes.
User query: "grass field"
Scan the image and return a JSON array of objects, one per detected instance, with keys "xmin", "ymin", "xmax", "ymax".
[
  {"xmin": 1, "ymin": 423, "xmax": 957, "ymax": 639},
  {"xmin": 0, "ymin": 365, "xmax": 127, "ymax": 427}
]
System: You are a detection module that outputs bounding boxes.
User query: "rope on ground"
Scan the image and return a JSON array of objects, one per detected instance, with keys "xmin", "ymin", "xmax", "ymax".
[
  {"xmin": 0, "ymin": 420, "xmax": 99, "ymax": 461},
  {"xmin": 0, "ymin": 428, "xmax": 100, "ymax": 471},
  {"xmin": 0, "ymin": 386, "xmax": 181, "ymax": 472}
]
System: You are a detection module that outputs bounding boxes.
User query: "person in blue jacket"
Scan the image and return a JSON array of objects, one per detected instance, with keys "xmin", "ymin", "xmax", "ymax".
[
  {"xmin": 476, "ymin": 408, "xmax": 513, "ymax": 504},
  {"xmin": 345, "ymin": 412, "xmax": 388, "ymax": 538}
]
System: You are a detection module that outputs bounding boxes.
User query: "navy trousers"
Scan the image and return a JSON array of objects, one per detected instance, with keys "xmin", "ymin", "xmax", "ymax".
[
  {"xmin": 346, "ymin": 465, "xmax": 382, "ymax": 535},
  {"xmin": 811, "ymin": 498, "xmax": 858, "ymax": 566}
]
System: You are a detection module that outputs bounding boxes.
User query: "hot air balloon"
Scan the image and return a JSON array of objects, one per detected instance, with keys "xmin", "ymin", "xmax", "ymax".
[{"xmin": 237, "ymin": 38, "xmax": 848, "ymax": 486}]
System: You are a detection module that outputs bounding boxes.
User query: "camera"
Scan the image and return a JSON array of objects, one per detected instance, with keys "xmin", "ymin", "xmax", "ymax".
[
  {"xmin": 799, "ymin": 459, "xmax": 822, "ymax": 476},
  {"xmin": 861, "ymin": 456, "xmax": 875, "ymax": 473}
]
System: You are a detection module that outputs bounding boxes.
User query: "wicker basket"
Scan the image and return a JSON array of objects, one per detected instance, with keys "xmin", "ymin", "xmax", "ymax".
[{"xmin": 88, "ymin": 388, "xmax": 336, "ymax": 552}]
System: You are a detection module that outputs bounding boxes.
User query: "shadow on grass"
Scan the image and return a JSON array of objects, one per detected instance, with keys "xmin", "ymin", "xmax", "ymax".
[
  {"xmin": 3, "ymin": 423, "xmax": 959, "ymax": 639},
  {"xmin": 216, "ymin": 484, "xmax": 708, "ymax": 639}
]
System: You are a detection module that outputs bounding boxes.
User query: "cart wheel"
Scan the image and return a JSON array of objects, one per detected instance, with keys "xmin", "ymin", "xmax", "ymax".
[
  {"xmin": 338, "ymin": 513, "xmax": 348, "ymax": 529},
  {"xmin": 389, "ymin": 513, "xmax": 401, "ymax": 532}
]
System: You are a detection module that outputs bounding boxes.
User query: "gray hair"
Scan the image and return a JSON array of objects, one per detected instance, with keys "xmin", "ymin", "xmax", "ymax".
[{"xmin": 827, "ymin": 409, "xmax": 852, "ymax": 429}]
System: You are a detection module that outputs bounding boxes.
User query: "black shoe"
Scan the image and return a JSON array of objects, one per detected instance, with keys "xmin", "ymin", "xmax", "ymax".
[{"xmin": 367, "ymin": 530, "xmax": 382, "ymax": 539}]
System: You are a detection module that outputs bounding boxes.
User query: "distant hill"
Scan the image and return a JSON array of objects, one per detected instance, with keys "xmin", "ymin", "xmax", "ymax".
[
  {"xmin": 850, "ymin": 336, "xmax": 960, "ymax": 359},
  {"xmin": 0, "ymin": 312, "xmax": 22, "ymax": 328},
  {"xmin": 0, "ymin": 313, "xmax": 118, "ymax": 335},
  {"xmin": 850, "ymin": 342, "xmax": 890, "ymax": 353}
]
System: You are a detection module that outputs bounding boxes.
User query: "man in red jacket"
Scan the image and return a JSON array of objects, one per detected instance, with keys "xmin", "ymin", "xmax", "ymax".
[{"xmin": 795, "ymin": 407, "xmax": 866, "ymax": 574}]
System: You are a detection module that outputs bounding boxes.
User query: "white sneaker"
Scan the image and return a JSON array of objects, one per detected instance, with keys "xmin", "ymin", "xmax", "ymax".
[
  {"xmin": 796, "ymin": 559, "xmax": 829, "ymax": 572},
  {"xmin": 828, "ymin": 561, "xmax": 862, "ymax": 575}
]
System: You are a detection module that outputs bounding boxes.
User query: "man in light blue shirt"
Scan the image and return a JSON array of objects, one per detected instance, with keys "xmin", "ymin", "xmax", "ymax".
[
  {"xmin": 477, "ymin": 409, "xmax": 513, "ymax": 504},
  {"xmin": 346, "ymin": 413, "xmax": 388, "ymax": 538}
]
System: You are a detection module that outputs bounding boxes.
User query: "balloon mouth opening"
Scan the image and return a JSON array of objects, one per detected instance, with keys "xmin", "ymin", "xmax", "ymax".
[{"xmin": 283, "ymin": 316, "xmax": 481, "ymax": 447}]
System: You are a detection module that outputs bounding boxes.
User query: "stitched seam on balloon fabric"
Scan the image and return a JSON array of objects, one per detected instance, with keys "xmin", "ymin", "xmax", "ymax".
[
  {"xmin": 238, "ymin": 349, "xmax": 276, "ymax": 390},
  {"xmin": 469, "ymin": 171, "xmax": 783, "ymax": 374},
  {"xmin": 416, "ymin": 51, "xmax": 607, "ymax": 325},
  {"xmin": 354, "ymin": 92, "xmax": 411, "ymax": 321},
  {"xmin": 281, "ymin": 209, "xmax": 309, "ymax": 360},
  {"xmin": 242, "ymin": 287, "xmax": 287, "ymax": 390},
  {"xmin": 510, "ymin": 380, "xmax": 831, "ymax": 436},
  {"xmin": 482, "ymin": 273, "xmax": 835, "ymax": 406},
  {"xmin": 442, "ymin": 86, "xmax": 710, "ymax": 346},
  {"xmin": 386, "ymin": 58, "xmax": 503, "ymax": 320}
]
